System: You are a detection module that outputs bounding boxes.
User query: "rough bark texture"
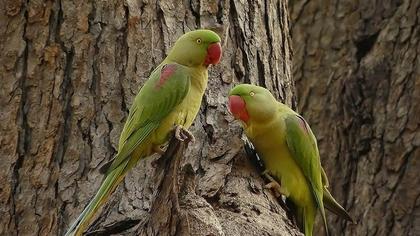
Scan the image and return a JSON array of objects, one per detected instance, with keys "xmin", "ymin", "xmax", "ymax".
[
  {"xmin": 1, "ymin": 0, "xmax": 301, "ymax": 235},
  {"xmin": 291, "ymin": 0, "xmax": 419, "ymax": 235}
]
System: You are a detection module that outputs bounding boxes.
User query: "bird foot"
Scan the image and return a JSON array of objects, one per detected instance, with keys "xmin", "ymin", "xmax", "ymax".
[
  {"xmin": 262, "ymin": 170, "xmax": 284, "ymax": 198},
  {"xmin": 264, "ymin": 181, "xmax": 283, "ymax": 198},
  {"xmin": 174, "ymin": 125, "xmax": 195, "ymax": 143}
]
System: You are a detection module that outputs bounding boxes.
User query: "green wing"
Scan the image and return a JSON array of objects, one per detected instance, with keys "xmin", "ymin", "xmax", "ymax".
[
  {"xmin": 104, "ymin": 63, "xmax": 190, "ymax": 173},
  {"xmin": 284, "ymin": 114, "xmax": 329, "ymax": 236}
]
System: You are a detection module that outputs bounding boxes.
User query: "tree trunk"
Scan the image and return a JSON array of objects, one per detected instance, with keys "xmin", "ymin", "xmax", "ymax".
[
  {"xmin": 290, "ymin": 0, "xmax": 419, "ymax": 235},
  {"xmin": 0, "ymin": 0, "xmax": 300, "ymax": 235}
]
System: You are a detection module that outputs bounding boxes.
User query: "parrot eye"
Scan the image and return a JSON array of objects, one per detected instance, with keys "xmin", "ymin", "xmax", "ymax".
[
  {"xmin": 196, "ymin": 38, "xmax": 202, "ymax": 44},
  {"xmin": 249, "ymin": 91, "xmax": 255, "ymax": 97}
]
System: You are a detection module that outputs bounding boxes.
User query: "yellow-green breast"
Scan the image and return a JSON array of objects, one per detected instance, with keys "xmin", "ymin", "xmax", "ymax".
[
  {"xmin": 246, "ymin": 111, "xmax": 314, "ymax": 207},
  {"xmin": 152, "ymin": 66, "xmax": 208, "ymax": 145}
]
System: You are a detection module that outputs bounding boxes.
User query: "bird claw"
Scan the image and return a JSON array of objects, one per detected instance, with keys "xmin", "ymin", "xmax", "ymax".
[
  {"xmin": 262, "ymin": 169, "xmax": 272, "ymax": 177},
  {"xmin": 262, "ymin": 169, "xmax": 284, "ymax": 198},
  {"xmin": 174, "ymin": 125, "xmax": 196, "ymax": 143},
  {"xmin": 264, "ymin": 181, "xmax": 283, "ymax": 198}
]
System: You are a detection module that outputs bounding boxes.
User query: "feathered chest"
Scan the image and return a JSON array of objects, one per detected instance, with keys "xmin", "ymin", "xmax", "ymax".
[
  {"xmin": 153, "ymin": 69, "xmax": 208, "ymax": 144},
  {"xmin": 173, "ymin": 83, "xmax": 206, "ymax": 127},
  {"xmin": 247, "ymin": 116, "xmax": 286, "ymax": 143}
]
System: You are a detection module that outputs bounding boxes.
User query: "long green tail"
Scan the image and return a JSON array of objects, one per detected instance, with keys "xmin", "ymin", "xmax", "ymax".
[
  {"xmin": 65, "ymin": 161, "xmax": 128, "ymax": 236},
  {"xmin": 323, "ymin": 188, "xmax": 354, "ymax": 222},
  {"xmin": 295, "ymin": 204, "xmax": 316, "ymax": 236},
  {"xmin": 313, "ymin": 189, "xmax": 329, "ymax": 236}
]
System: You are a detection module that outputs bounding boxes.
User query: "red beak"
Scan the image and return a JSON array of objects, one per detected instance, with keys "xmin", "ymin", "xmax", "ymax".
[
  {"xmin": 204, "ymin": 42, "xmax": 222, "ymax": 66},
  {"xmin": 228, "ymin": 95, "xmax": 249, "ymax": 122}
]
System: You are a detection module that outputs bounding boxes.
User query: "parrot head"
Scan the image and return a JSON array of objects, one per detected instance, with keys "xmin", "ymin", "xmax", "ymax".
[
  {"xmin": 228, "ymin": 84, "xmax": 277, "ymax": 124},
  {"xmin": 167, "ymin": 29, "xmax": 222, "ymax": 67}
]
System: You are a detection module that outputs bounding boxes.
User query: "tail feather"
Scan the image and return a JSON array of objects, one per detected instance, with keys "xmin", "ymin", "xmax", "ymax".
[
  {"xmin": 298, "ymin": 204, "xmax": 316, "ymax": 236},
  {"xmin": 323, "ymin": 188, "xmax": 354, "ymax": 223},
  {"xmin": 312, "ymin": 190, "xmax": 329, "ymax": 236},
  {"xmin": 295, "ymin": 206, "xmax": 305, "ymax": 234},
  {"xmin": 65, "ymin": 163, "xmax": 127, "ymax": 236}
]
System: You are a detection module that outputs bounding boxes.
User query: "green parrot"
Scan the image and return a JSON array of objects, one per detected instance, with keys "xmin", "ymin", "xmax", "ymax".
[
  {"xmin": 228, "ymin": 84, "xmax": 353, "ymax": 236},
  {"xmin": 65, "ymin": 29, "xmax": 222, "ymax": 236}
]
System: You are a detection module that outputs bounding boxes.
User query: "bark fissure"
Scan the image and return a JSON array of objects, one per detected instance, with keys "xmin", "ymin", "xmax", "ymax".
[
  {"xmin": 12, "ymin": 2, "xmax": 29, "ymax": 234},
  {"xmin": 355, "ymin": 32, "xmax": 379, "ymax": 62},
  {"xmin": 189, "ymin": 0, "xmax": 201, "ymax": 28},
  {"xmin": 57, "ymin": 46, "xmax": 74, "ymax": 167}
]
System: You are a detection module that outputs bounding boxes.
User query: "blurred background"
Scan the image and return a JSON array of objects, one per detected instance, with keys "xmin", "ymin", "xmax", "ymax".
[{"xmin": 290, "ymin": 1, "xmax": 419, "ymax": 235}]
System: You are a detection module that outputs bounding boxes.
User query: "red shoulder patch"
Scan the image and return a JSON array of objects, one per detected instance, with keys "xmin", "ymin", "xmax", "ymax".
[{"xmin": 155, "ymin": 64, "xmax": 177, "ymax": 89}]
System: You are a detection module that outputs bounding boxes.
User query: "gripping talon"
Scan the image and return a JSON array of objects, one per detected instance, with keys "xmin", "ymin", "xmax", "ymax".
[
  {"xmin": 175, "ymin": 126, "xmax": 185, "ymax": 141},
  {"xmin": 262, "ymin": 170, "xmax": 272, "ymax": 179},
  {"xmin": 174, "ymin": 125, "xmax": 196, "ymax": 143},
  {"xmin": 264, "ymin": 181, "xmax": 282, "ymax": 198},
  {"xmin": 261, "ymin": 169, "xmax": 285, "ymax": 198}
]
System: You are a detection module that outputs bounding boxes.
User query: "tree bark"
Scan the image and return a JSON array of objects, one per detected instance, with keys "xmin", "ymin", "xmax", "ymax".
[
  {"xmin": 290, "ymin": 0, "xmax": 419, "ymax": 235},
  {"xmin": 0, "ymin": 0, "xmax": 300, "ymax": 235}
]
